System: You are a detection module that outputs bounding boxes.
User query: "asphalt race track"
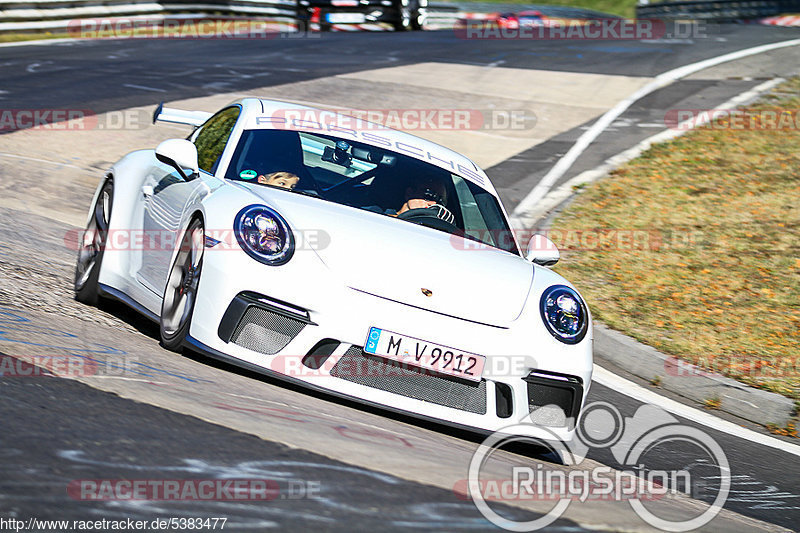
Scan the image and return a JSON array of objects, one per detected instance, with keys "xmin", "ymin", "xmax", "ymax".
[{"xmin": 1, "ymin": 25, "xmax": 799, "ymax": 532}]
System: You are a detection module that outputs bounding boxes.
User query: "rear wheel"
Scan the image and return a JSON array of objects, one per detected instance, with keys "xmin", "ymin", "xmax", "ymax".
[
  {"xmin": 394, "ymin": 0, "xmax": 423, "ymax": 30},
  {"xmin": 160, "ymin": 218, "xmax": 204, "ymax": 352},
  {"xmin": 74, "ymin": 179, "xmax": 113, "ymax": 305}
]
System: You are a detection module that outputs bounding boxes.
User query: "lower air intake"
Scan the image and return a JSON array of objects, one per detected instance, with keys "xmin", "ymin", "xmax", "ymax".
[
  {"xmin": 525, "ymin": 371, "xmax": 583, "ymax": 428},
  {"xmin": 231, "ymin": 306, "xmax": 305, "ymax": 355},
  {"xmin": 331, "ymin": 346, "xmax": 487, "ymax": 414}
]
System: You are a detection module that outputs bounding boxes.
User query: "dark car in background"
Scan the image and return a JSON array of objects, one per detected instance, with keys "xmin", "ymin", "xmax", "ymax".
[{"xmin": 297, "ymin": 0, "xmax": 427, "ymax": 30}]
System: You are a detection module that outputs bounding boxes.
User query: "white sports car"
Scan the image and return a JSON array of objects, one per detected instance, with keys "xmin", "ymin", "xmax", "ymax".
[{"xmin": 74, "ymin": 98, "xmax": 592, "ymax": 443}]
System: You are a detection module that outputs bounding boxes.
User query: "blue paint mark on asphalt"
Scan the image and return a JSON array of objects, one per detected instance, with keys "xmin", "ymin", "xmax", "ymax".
[
  {"xmin": 0, "ymin": 307, "xmax": 211, "ymax": 383},
  {"xmin": 0, "ymin": 310, "xmax": 124, "ymax": 355}
]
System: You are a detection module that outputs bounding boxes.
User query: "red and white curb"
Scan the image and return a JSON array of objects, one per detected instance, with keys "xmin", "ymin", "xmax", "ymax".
[{"xmin": 759, "ymin": 14, "xmax": 800, "ymax": 26}]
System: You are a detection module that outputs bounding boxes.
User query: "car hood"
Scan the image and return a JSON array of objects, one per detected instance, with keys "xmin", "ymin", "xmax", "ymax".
[{"xmin": 240, "ymin": 184, "xmax": 534, "ymax": 327}]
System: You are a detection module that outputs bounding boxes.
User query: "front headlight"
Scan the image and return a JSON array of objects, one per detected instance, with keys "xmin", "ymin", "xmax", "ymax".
[
  {"xmin": 234, "ymin": 205, "xmax": 294, "ymax": 265},
  {"xmin": 540, "ymin": 285, "xmax": 588, "ymax": 344}
]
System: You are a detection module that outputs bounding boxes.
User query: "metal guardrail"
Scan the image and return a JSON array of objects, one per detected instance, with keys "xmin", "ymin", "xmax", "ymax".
[
  {"xmin": 636, "ymin": 0, "xmax": 800, "ymax": 21},
  {"xmin": 0, "ymin": 0, "xmax": 643, "ymax": 34},
  {"xmin": 0, "ymin": 0, "xmax": 298, "ymax": 26},
  {"xmin": 16, "ymin": 0, "xmax": 791, "ymax": 35},
  {"xmin": 0, "ymin": 0, "xmax": 459, "ymax": 32}
]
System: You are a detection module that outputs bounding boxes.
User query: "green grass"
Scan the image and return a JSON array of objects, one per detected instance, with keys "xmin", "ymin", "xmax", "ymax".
[
  {"xmin": 446, "ymin": 0, "xmax": 638, "ymax": 18},
  {"xmin": 0, "ymin": 32, "xmax": 70, "ymax": 43},
  {"xmin": 551, "ymin": 77, "xmax": 800, "ymax": 400}
]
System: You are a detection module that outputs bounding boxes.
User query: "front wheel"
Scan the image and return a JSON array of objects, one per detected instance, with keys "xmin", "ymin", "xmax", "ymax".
[
  {"xmin": 74, "ymin": 178, "xmax": 113, "ymax": 305},
  {"xmin": 411, "ymin": 4, "xmax": 425, "ymax": 30},
  {"xmin": 160, "ymin": 218, "xmax": 204, "ymax": 352}
]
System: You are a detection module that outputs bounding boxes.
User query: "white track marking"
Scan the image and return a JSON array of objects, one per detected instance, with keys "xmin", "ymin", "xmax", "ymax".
[
  {"xmin": 511, "ymin": 38, "xmax": 800, "ymax": 227},
  {"xmin": 0, "ymin": 38, "xmax": 78, "ymax": 48},
  {"xmin": 512, "ymin": 77, "xmax": 784, "ymax": 224},
  {"xmin": 122, "ymin": 83, "xmax": 167, "ymax": 93},
  {"xmin": 593, "ymin": 365, "xmax": 800, "ymax": 458},
  {"xmin": 0, "ymin": 152, "xmax": 83, "ymax": 169}
]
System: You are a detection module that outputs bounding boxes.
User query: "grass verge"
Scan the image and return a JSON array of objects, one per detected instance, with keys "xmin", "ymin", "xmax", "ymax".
[
  {"xmin": 551, "ymin": 77, "xmax": 800, "ymax": 400},
  {"xmin": 0, "ymin": 32, "xmax": 70, "ymax": 43},
  {"xmin": 437, "ymin": 0, "xmax": 637, "ymax": 18}
]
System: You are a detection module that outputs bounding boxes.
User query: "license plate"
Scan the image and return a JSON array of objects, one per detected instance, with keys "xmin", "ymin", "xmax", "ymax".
[
  {"xmin": 364, "ymin": 327, "xmax": 485, "ymax": 382},
  {"xmin": 326, "ymin": 13, "xmax": 365, "ymax": 23}
]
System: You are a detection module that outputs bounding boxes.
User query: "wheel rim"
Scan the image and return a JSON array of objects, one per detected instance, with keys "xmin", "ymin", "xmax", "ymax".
[
  {"xmin": 162, "ymin": 222, "xmax": 204, "ymax": 337},
  {"xmin": 75, "ymin": 185, "xmax": 111, "ymax": 290}
]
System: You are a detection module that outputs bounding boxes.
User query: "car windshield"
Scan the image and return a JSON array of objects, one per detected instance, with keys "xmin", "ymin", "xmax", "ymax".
[{"xmin": 225, "ymin": 129, "xmax": 519, "ymax": 255}]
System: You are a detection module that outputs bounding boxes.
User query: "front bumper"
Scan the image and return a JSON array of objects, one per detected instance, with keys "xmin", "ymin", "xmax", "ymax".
[{"xmin": 190, "ymin": 246, "xmax": 592, "ymax": 443}]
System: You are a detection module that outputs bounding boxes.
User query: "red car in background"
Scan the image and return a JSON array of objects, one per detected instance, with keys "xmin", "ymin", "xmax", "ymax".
[{"xmin": 491, "ymin": 10, "xmax": 545, "ymax": 29}]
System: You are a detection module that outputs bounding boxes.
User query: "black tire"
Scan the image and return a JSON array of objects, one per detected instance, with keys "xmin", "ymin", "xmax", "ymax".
[
  {"xmin": 296, "ymin": 6, "xmax": 311, "ymax": 33},
  {"xmin": 410, "ymin": 11, "xmax": 423, "ymax": 30},
  {"xmin": 318, "ymin": 9, "xmax": 332, "ymax": 31},
  {"xmin": 411, "ymin": 3, "xmax": 424, "ymax": 30},
  {"xmin": 393, "ymin": 0, "xmax": 413, "ymax": 30},
  {"xmin": 74, "ymin": 178, "xmax": 113, "ymax": 306},
  {"xmin": 159, "ymin": 217, "xmax": 204, "ymax": 352}
]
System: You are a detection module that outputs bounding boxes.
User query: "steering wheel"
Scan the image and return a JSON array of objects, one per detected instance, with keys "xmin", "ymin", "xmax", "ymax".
[{"xmin": 396, "ymin": 206, "xmax": 460, "ymax": 233}]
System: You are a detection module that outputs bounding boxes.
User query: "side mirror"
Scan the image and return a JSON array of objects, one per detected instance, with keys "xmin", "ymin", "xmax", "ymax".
[
  {"xmin": 526, "ymin": 234, "xmax": 560, "ymax": 266},
  {"xmin": 155, "ymin": 139, "xmax": 199, "ymax": 180}
]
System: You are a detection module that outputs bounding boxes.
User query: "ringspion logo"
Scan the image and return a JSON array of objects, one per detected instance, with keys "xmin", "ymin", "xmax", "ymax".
[{"xmin": 462, "ymin": 402, "xmax": 730, "ymax": 531}]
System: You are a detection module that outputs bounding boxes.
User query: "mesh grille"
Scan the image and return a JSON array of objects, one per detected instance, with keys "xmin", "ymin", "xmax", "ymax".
[
  {"xmin": 231, "ymin": 306, "xmax": 305, "ymax": 355},
  {"xmin": 526, "ymin": 381, "xmax": 576, "ymax": 428},
  {"xmin": 331, "ymin": 346, "xmax": 487, "ymax": 414}
]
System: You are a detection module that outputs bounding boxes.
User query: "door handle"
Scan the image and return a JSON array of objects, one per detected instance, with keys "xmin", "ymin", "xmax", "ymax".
[{"xmin": 141, "ymin": 185, "xmax": 154, "ymax": 198}]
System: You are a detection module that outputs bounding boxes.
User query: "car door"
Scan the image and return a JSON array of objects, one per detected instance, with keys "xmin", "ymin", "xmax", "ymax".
[{"xmin": 137, "ymin": 106, "xmax": 241, "ymax": 296}]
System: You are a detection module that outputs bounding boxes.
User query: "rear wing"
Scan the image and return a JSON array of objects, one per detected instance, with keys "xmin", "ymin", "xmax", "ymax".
[{"xmin": 152, "ymin": 102, "xmax": 212, "ymax": 127}]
